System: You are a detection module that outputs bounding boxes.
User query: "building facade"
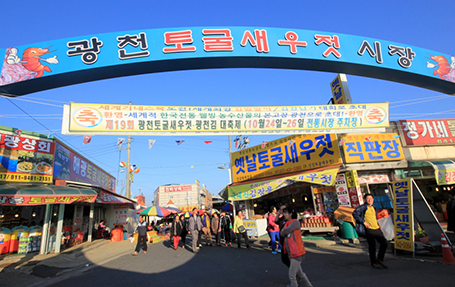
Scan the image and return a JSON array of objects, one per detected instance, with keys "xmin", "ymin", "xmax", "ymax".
[{"xmin": 153, "ymin": 180, "xmax": 212, "ymax": 212}]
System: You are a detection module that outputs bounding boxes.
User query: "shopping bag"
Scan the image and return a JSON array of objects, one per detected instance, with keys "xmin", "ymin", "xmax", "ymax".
[{"xmin": 377, "ymin": 216, "xmax": 394, "ymax": 241}]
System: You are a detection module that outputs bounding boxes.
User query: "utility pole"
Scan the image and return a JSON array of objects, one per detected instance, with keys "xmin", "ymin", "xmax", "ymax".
[{"xmin": 126, "ymin": 135, "xmax": 132, "ymax": 199}]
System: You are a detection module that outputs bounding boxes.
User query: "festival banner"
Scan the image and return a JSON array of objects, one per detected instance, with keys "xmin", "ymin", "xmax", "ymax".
[
  {"xmin": 0, "ymin": 129, "xmax": 54, "ymax": 183},
  {"xmin": 398, "ymin": 119, "xmax": 455, "ymax": 146},
  {"xmin": 62, "ymin": 102, "xmax": 389, "ymax": 135},
  {"xmin": 0, "ymin": 194, "xmax": 96, "ymax": 206},
  {"xmin": 340, "ymin": 133, "xmax": 405, "ymax": 163},
  {"xmin": 231, "ymin": 134, "xmax": 342, "ymax": 183},
  {"xmin": 346, "ymin": 170, "xmax": 363, "ymax": 208},
  {"xmin": 228, "ymin": 168, "xmax": 339, "ymax": 201},
  {"xmin": 392, "ymin": 179, "xmax": 414, "ymax": 252}
]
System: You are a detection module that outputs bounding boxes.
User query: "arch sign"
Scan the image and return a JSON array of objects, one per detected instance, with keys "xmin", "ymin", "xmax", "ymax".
[{"xmin": 1, "ymin": 27, "xmax": 455, "ymax": 96}]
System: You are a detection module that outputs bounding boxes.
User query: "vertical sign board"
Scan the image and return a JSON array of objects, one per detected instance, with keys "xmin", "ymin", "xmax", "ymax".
[
  {"xmin": 335, "ymin": 173, "xmax": 351, "ymax": 207},
  {"xmin": 392, "ymin": 179, "xmax": 414, "ymax": 252},
  {"xmin": 330, "ymin": 74, "xmax": 353, "ymax": 105},
  {"xmin": 345, "ymin": 170, "xmax": 363, "ymax": 208}
]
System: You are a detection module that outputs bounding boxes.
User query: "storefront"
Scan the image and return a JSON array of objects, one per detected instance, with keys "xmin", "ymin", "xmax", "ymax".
[{"xmin": 0, "ymin": 126, "xmax": 133, "ymax": 256}]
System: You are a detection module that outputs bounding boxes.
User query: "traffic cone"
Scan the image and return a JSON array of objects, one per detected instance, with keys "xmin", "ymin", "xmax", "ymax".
[{"xmin": 438, "ymin": 233, "xmax": 455, "ymax": 265}]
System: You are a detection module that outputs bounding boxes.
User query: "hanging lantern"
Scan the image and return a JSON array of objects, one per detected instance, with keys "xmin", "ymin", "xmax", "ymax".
[
  {"xmin": 119, "ymin": 161, "xmax": 126, "ymax": 167},
  {"xmin": 134, "ymin": 167, "xmax": 140, "ymax": 173}
]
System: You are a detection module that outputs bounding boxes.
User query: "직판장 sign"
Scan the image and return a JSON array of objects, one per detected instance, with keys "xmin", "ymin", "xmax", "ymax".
[
  {"xmin": 340, "ymin": 133, "xmax": 405, "ymax": 163},
  {"xmin": 62, "ymin": 102, "xmax": 389, "ymax": 135}
]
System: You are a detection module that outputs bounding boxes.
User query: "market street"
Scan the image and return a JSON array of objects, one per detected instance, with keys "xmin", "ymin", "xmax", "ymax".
[{"xmin": 27, "ymin": 238, "xmax": 455, "ymax": 287}]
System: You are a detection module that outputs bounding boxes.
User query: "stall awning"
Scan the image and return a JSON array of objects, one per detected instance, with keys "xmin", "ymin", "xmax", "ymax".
[
  {"xmin": 96, "ymin": 189, "xmax": 135, "ymax": 205},
  {"xmin": 408, "ymin": 160, "xmax": 455, "ymax": 185},
  {"xmin": 223, "ymin": 166, "xmax": 340, "ymax": 201},
  {"xmin": 0, "ymin": 184, "xmax": 97, "ymax": 206}
]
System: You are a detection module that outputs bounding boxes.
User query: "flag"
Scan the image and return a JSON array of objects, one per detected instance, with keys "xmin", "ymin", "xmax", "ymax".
[
  {"xmin": 148, "ymin": 139, "xmax": 156, "ymax": 149},
  {"xmin": 288, "ymin": 140, "xmax": 295, "ymax": 147},
  {"xmin": 204, "ymin": 141, "xmax": 213, "ymax": 144},
  {"xmin": 176, "ymin": 140, "xmax": 185, "ymax": 146},
  {"xmin": 83, "ymin": 135, "xmax": 92, "ymax": 144},
  {"xmin": 261, "ymin": 141, "xmax": 268, "ymax": 148},
  {"xmin": 13, "ymin": 129, "xmax": 22, "ymax": 136},
  {"xmin": 234, "ymin": 136, "xmax": 241, "ymax": 149},
  {"xmin": 47, "ymin": 133, "xmax": 54, "ymax": 139},
  {"xmin": 117, "ymin": 138, "xmax": 125, "ymax": 147}
]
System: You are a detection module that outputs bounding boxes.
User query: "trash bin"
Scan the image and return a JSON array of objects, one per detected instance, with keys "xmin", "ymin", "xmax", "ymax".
[{"xmin": 341, "ymin": 221, "xmax": 358, "ymax": 239}]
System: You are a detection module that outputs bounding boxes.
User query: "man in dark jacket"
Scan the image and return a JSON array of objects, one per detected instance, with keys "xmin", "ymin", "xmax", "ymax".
[
  {"xmin": 188, "ymin": 208, "xmax": 203, "ymax": 253},
  {"xmin": 353, "ymin": 194, "xmax": 388, "ymax": 269},
  {"xmin": 132, "ymin": 216, "xmax": 148, "ymax": 255}
]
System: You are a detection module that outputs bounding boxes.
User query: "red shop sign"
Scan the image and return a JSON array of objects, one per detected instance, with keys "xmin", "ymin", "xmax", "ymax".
[{"xmin": 399, "ymin": 119, "xmax": 455, "ymax": 146}]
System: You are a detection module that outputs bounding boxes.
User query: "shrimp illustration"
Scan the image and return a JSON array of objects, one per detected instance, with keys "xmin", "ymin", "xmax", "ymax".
[
  {"xmin": 426, "ymin": 55, "xmax": 455, "ymax": 82},
  {"xmin": 6, "ymin": 46, "xmax": 59, "ymax": 78}
]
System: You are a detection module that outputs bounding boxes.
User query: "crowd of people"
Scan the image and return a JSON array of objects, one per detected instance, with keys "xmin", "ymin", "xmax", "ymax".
[{"xmin": 130, "ymin": 196, "xmax": 389, "ymax": 287}]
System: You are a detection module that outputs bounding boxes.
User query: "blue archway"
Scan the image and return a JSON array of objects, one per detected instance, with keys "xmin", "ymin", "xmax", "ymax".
[{"xmin": 1, "ymin": 27, "xmax": 454, "ymax": 96}]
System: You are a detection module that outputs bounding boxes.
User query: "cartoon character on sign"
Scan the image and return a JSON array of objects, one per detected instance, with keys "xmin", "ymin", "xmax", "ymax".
[
  {"xmin": 0, "ymin": 47, "xmax": 59, "ymax": 85},
  {"xmin": 426, "ymin": 55, "xmax": 455, "ymax": 83}
]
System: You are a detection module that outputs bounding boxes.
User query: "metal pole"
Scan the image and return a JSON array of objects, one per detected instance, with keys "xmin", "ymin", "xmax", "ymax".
[
  {"xmin": 88, "ymin": 203, "xmax": 94, "ymax": 242},
  {"xmin": 54, "ymin": 204, "xmax": 65, "ymax": 253},
  {"xmin": 126, "ymin": 135, "xmax": 131, "ymax": 198}
]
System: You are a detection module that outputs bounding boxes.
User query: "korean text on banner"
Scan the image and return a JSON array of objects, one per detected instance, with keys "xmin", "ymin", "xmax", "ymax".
[
  {"xmin": 435, "ymin": 169, "xmax": 455, "ymax": 185},
  {"xmin": 64, "ymin": 102, "xmax": 389, "ymax": 135},
  {"xmin": 398, "ymin": 119, "xmax": 455, "ymax": 146},
  {"xmin": 231, "ymin": 134, "xmax": 342, "ymax": 183},
  {"xmin": 392, "ymin": 179, "xmax": 414, "ymax": 252},
  {"xmin": 0, "ymin": 195, "xmax": 96, "ymax": 206},
  {"xmin": 340, "ymin": 133, "xmax": 404, "ymax": 163},
  {"xmin": 330, "ymin": 74, "xmax": 352, "ymax": 105},
  {"xmin": 0, "ymin": 131, "xmax": 54, "ymax": 184},
  {"xmin": 228, "ymin": 168, "xmax": 339, "ymax": 201}
]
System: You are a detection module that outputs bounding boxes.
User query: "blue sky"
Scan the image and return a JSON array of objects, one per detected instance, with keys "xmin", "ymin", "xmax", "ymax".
[{"xmin": 1, "ymin": 0, "xmax": 455, "ymax": 205}]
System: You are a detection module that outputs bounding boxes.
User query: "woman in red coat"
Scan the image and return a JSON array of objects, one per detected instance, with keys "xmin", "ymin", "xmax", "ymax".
[{"xmin": 280, "ymin": 206, "xmax": 313, "ymax": 287}]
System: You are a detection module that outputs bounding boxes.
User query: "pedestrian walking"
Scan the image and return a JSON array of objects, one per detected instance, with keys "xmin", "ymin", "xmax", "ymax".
[
  {"xmin": 233, "ymin": 210, "xmax": 250, "ymax": 249},
  {"xmin": 352, "ymin": 193, "xmax": 388, "ymax": 269},
  {"xmin": 132, "ymin": 216, "xmax": 148, "ymax": 255},
  {"xmin": 201, "ymin": 210, "xmax": 213, "ymax": 246},
  {"xmin": 276, "ymin": 204, "xmax": 291, "ymax": 268},
  {"xmin": 268, "ymin": 206, "xmax": 282, "ymax": 254},
  {"xmin": 280, "ymin": 206, "xmax": 313, "ymax": 287},
  {"xmin": 170, "ymin": 215, "xmax": 183, "ymax": 250},
  {"xmin": 179, "ymin": 214, "xmax": 188, "ymax": 249},
  {"xmin": 211, "ymin": 212, "xmax": 221, "ymax": 246},
  {"xmin": 188, "ymin": 207, "xmax": 203, "ymax": 253},
  {"xmin": 220, "ymin": 211, "xmax": 232, "ymax": 246}
]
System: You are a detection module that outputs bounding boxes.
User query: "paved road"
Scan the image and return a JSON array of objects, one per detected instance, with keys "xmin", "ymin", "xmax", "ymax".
[{"xmin": 37, "ymin": 238, "xmax": 454, "ymax": 287}]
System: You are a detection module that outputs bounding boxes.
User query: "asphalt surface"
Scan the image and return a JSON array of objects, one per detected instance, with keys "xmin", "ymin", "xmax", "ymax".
[{"xmin": 29, "ymin": 237, "xmax": 455, "ymax": 287}]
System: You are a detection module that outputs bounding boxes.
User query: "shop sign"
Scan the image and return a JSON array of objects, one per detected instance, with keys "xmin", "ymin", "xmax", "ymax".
[
  {"xmin": 97, "ymin": 190, "xmax": 129, "ymax": 204},
  {"xmin": 398, "ymin": 119, "xmax": 455, "ymax": 146},
  {"xmin": 358, "ymin": 172, "xmax": 390, "ymax": 184},
  {"xmin": 392, "ymin": 179, "xmax": 414, "ymax": 252},
  {"xmin": 346, "ymin": 170, "xmax": 363, "ymax": 208},
  {"xmin": 313, "ymin": 186, "xmax": 336, "ymax": 194},
  {"xmin": 232, "ymin": 134, "xmax": 341, "ymax": 183},
  {"xmin": 340, "ymin": 133, "xmax": 404, "ymax": 163},
  {"xmin": 179, "ymin": 205, "xmax": 199, "ymax": 212},
  {"xmin": 63, "ymin": 102, "xmax": 389, "ymax": 136},
  {"xmin": 0, "ymin": 131, "xmax": 54, "ymax": 183},
  {"xmin": 435, "ymin": 169, "xmax": 455, "ymax": 185},
  {"xmin": 164, "ymin": 185, "xmax": 192, "ymax": 192},
  {"xmin": 53, "ymin": 141, "xmax": 116, "ymax": 192},
  {"xmin": 114, "ymin": 204, "xmax": 129, "ymax": 225},
  {"xmin": 228, "ymin": 168, "xmax": 339, "ymax": 201},
  {"xmin": 243, "ymin": 220, "xmax": 257, "ymax": 229},
  {"xmin": 330, "ymin": 74, "xmax": 352, "ymax": 104},
  {"xmin": 0, "ymin": 194, "xmax": 96, "ymax": 206},
  {"xmin": 335, "ymin": 173, "xmax": 351, "ymax": 207}
]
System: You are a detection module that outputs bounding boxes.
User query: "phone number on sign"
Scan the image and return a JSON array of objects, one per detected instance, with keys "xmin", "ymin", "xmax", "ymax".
[{"xmin": 0, "ymin": 173, "xmax": 52, "ymax": 182}]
